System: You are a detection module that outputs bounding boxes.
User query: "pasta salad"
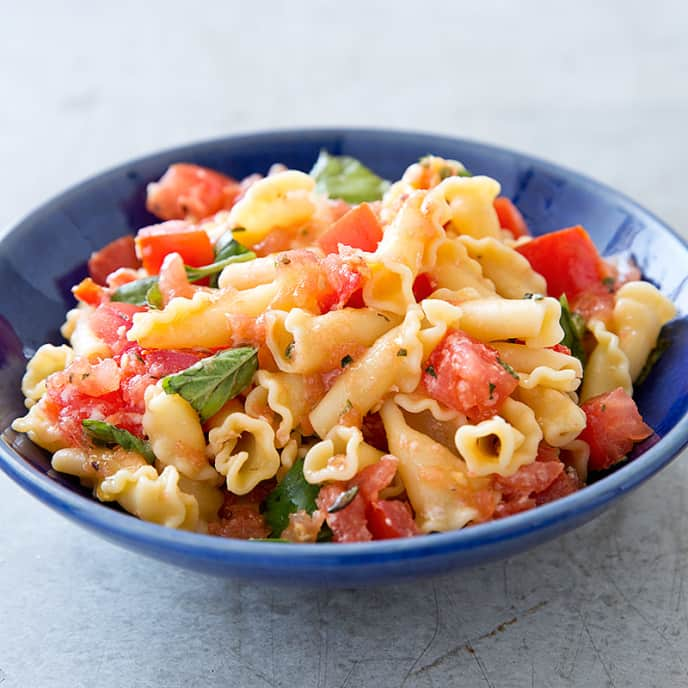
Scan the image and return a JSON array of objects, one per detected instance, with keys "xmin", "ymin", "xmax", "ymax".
[{"xmin": 12, "ymin": 152, "xmax": 676, "ymax": 542}]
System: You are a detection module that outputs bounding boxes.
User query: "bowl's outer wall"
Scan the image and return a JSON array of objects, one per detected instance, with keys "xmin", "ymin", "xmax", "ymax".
[{"xmin": 1, "ymin": 129, "xmax": 687, "ymax": 585}]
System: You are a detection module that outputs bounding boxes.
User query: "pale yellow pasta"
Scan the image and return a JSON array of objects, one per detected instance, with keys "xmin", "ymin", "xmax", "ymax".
[
  {"xmin": 303, "ymin": 425, "xmax": 383, "ymax": 484},
  {"xmin": 64, "ymin": 306, "xmax": 110, "ymax": 359},
  {"xmin": 97, "ymin": 465, "xmax": 201, "ymax": 531},
  {"xmin": 277, "ymin": 434, "xmax": 300, "ymax": 480},
  {"xmin": 227, "ymin": 170, "xmax": 316, "ymax": 247},
  {"xmin": 21, "ymin": 344, "xmax": 74, "ymax": 408},
  {"xmin": 51, "ymin": 447, "xmax": 146, "ymax": 487},
  {"xmin": 11, "ymin": 399, "xmax": 68, "ymax": 453},
  {"xmin": 177, "ymin": 476, "xmax": 224, "ymax": 524},
  {"xmin": 379, "ymin": 401, "xmax": 480, "ymax": 532},
  {"xmin": 458, "ymin": 295, "xmax": 563, "ymax": 347},
  {"xmin": 207, "ymin": 412, "xmax": 280, "ymax": 495},
  {"xmin": 459, "ymin": 235, "xmax": 547, "ymax": 299},
  {"xmin": 393, "ymin": 392, "xmax": 466, "ymax": 424},
  {"xmin": 309, "ymin": 308, "xmax": 424, "ymax": 438},
  {"xmin": 143, "ymin": 383, "xmax": 218, "ymax": 482},
  {"xmin": 362, "ymin": 258, "xmax": 416, "ymax": 315},
  {"xmin": 217, "ymin": 254, "xmax": 278, "ymax": 291},
  {"xmin": 265, "ymin": 307, "xmax": 399, "ymax": 374},
  {"xmin": 560, "ymin": 439, "xmax": 590, "ymax": 482},
  {"xmin": 128, "ymin": 285, "xmax": 276, "ymax": 349},
  {"xmin": 515, "ymin": 386, "xmax": 587, "ymax": 447},
  {"xmin": 427, "ymin": 238, "xmax": 495, "ymax": 296},
  {"xmin": 611, "ymin": 281, "xmax": 676, "ymax": 381},
  {"xmin": 580, "ymin": 319, "xmax": 632, "ymax": 402},
  {"xmin": 454, "ymin": 398, "xmax": 542, "ymax": 477}
]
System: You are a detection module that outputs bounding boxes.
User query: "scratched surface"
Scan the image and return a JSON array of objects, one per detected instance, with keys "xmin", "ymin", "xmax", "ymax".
[{"xmin": 1, "ymin": 2, "xmax": 688, "ymax": 687}]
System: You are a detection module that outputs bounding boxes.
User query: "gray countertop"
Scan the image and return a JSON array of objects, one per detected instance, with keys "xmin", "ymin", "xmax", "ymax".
[{"xmin": 1, "ymin": 2, "xmax": 687, "ymax": 686}]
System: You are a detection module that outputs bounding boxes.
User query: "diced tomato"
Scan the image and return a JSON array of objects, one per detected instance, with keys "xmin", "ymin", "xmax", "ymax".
[
  {"xmin": 579, "ymin": 388, "xmax": 653, "ymax": 471},
  {"xmin": 423, "ymin": 329, "xmax": 520, "ymax": 422},
  {"xmin": 516, "ymin": 225, "xmax": 607, "ymax": 300},
  {"xmin": 352, "ymin": 455, "xmax": 399, "ymax": 502},
  {"xmin": 493, "ymin": 197, "xmax": 529, "ymax": 239},
  {"xmin": 549, "ymin": 343, "xmax": 572, "ymax": 356},
  {"xmin": 317, "ymin": 203, "xmax": 383, "ymax": 255},
  {"xmin": 88, "ymin": 302, "xmax": 146, "ymax": 355},
  {"xmin": 495, "ymin": 460, "xmax": 564, "ymax": 499},
  {"xmin": 317, "ymin": 484, "xmax": 372, "ymax": 542},
  {"xmin": 88, "ymin": 235, "xmax": 140, "ymax": 285},
  {"xmin": 361, "ymin": 413, "xmax": 389, "ymax": 453},
  {"xmin": 569, "ymin": 287, "xmax": 615, "ymax": 325},
  {"xmin": 146, "ymin": 163, "xmax": 242, "ymax": 221},
  {"xmin": 412, "ymin": 273, "xmax": 435, "ymax": 301},
  {"xmin": 67, "ymin": 357, "xmax": 122, "ymax": 397},
  {"xmin": 135, "ymin": 221, "xmax": 214, "ymax": 275},
  {"xmin": 534, "ymin": 467, "xmax": 582, "ymax": 505},
  {"xmin": 72, "ymin": 277, "xmax": 107, "ymax": 306},
  {"xmin": 143, "ymin": 349, "xmax": 205, "ymax": 378},
  {"xmin": 366, "ymin": 500, "xmax": 419, "ymax": 539},
  {"xmin": 318, "ymin": 254, "xmax": 364, "ymax": 312}
]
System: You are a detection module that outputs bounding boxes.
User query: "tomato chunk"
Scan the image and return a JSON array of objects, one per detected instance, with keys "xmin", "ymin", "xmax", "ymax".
[
  {"xmin": 89, "ymin": 302, "xmax": 146, "ymax": 355},
  {"xmin": 88, "ymin": 235, "xmax": 140, "ymax": 285},
  {"xmin": 146, "ymin": 163, "xmax": 241, "ymax": 221},
  {"xmin": 366, "ymin": 500, "xmax": 418, "ymax": 539},
  {"xmin": 318, "ymin": 254, "xmax": 364, "ymax": 312},
  {"xmin": 412, "ymin": 273, "xmax": 435, "ymax": 301},
  {"xmin": 516, "ymin": 225, "xmax": 607, "ymax": 299},
  {"xmin": 423, "ymin": 329, "xmax": 519, "ymax": 422},
  {"xmin": 72, "ymin": 277, "xmax": 107, "ymax": 307},
  {"xmin": 579, "ymin": 388, "xmax": 653, "ymax": 471},
  {"xmin": 493, "ymin": 197, "xmax": 529, "ymax": 239},
  {"xmin": 317, "ymin": 203, "xmax": 383, "ymax": 254},
  {"xmin": 135, "ymin": 221, "xmax": 214, "ymax": 275}
]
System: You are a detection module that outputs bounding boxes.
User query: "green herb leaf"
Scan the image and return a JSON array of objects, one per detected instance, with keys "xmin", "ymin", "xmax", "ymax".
[
  {"xmin": 309, "ymin": 150, "xmax": 390, "ymax": 203},
  {"xmin": 635, "ymin": 333, "xmax": 670, "ymax": 386},
  {"xmin": 111, "ymin": 276, "xmax": 159, "ymax": 306},
  {"xmin": 210, "ymin": 233, "xmax": 254, "ymax": 287},
  {"xmin": 425, "ymin": 364, "xmax": 437, "ymax": 378},
  {"xmin": 184, "ymin": 249, "xmax": 255, "ymax": 283},
  {"xmin": 497, "ymin": 357, "xmax": 520, "ymax": 380},
  {"xmin": 341, "ymin": 354, "xmax": 353, "ymax": 367},
  {"xmin": 559, "ymin": 294, "xmax": 587, "ymax": 367},
  {"xmin": 145, "ymin": 281, "xmax": 164, "ymax": 309},
  {"xmin": 397, "ymin": 348, "xmax": 408, "ymax": 357},
  {"xmin": 488, "ymin": 382, "xmax": 496, "ymax": 399},
  {"xmin": 523, "ymin": 292, "xmax": 545, "ymax": 301},
  {"xmin": 327, "ymin": 485, "xmax": 359, "ymax": 513},
  {"xmin": 262, "ymin": 458, "xmax": 321, "ymax": 537},
  {"xmin": 162, "ymin": 347, "xmax": 258, "ymax": 422},
  {"xmin": 82, "ymin": 419, "xmax": 156, "ymax": 464}
]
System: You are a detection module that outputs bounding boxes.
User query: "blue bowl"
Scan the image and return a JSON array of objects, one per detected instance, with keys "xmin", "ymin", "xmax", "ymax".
[{"xmin": 1, "ymin": 129, "xmax": 687, "ymax": 586}]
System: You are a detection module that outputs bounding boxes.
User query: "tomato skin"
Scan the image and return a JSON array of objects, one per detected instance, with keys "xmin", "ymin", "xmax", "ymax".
[
  {"xmin": 412, "ymin": 273, "xmax": 435, "ymax": 301},
  {"xmin": 493, "ymin": 197, "xmax": 529, "ymax": 238},
  {"xmin": 88, "ymin": 235, "xmax": 140, "ymax": 285},
  {"xmin": 318, "ymin": 254, "xmax": 364, "ymax": 312},
  {"xmin": 423, "ymin": 329, "xmax": 519, "ymax": 422},
  {"xmin": 142, "ymin": 349, "xmax": 206, "ymax": 378},
  {"xmin": 88, "ymin": 302, "xmax": 146, "ymax": 355},
  {"xmin": 579, "ymin": 388, "xmax": 653, "ymax": 471},
  {"xmin": 366, "ymin": 500, "xmax": 419, "ymax": 539},
  {"xmin": 317, "ymin": 485, "xmax": 372, "ymax": 542},
  {"xmin": 136, "ymin": 221, "xmax": 214, "ymax": 275},
  {"xmin": 146, "ymin": 163, "xmax": 241, "ymax": 221},
  {"xmin": 317, "ymin": 203, "xmax": 383, "ymax": 254},
  {"xmin": 516, "ymin": 225, "xmax": 606, "ymax": 299}
]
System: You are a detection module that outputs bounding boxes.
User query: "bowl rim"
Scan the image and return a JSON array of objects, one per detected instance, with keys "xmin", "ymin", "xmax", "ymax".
[{"xmin": 1, "ymin": 126, "xmax": 687, "ymax": 567}]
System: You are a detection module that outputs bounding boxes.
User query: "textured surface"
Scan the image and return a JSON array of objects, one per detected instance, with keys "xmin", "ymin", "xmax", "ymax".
[{"xmin": 1, "ymin": 1, "xmax": 688, "ymax": 686}]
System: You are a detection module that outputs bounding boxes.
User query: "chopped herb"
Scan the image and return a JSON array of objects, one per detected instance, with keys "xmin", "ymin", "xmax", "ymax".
[
  {"xmin": 601, "ymin": 404, "xmax": 607, "ymax": 412},
  {"xmin": 425, "ymin": 365, "xmax": 437, "ymax": 378},
  {"xmin": 83, "ymin": 419, "xmax": 156, "ymax": 464},
  {"xmin": 489, "ymin": 382, "xmax": 496, "ymax": 399},
  {"xmin": 145, "ymin": 281, "xmax": 164, "ymax": 309},
  {"xmin": 455, "ymin": 167, "xmax": 473, "ymax": 177},
  {"xmin": 341, "ymin": 354, "xmax": 353, "ymax": 367},
  {"xmin": 438, "ymin": 166, "xmax": 453, "ymax": 180},
  {"xmin": 81, "ymin": 372, "xmax": 90, "ymax": 379},
  {"xmin": 231, "ymin": 226, "xmax": 247, "ymax": 233},
  {"xmin": 185, "ymin": 248, "xmax": 255, "ymax": 283},
  {"xmin": 377, "ymin": 313, "xmax": 391, "ymax": 322},
  {"xmin": 309, "ymin": 150, "xmax": 390, "ymax": 203},
  {"xmin": 327, "ymin": 485, "xmax": 359, "ymax": 513},
  {"xmin": 342, "ymin": 399, "xmax": 353, "ymax": 415},
  {"xmin": 285, "ymin": 342, "xmax": 295, "ymax": 360},
  {"xmin": 111, "ymin": 276, "xmax": 159, "ymax": 306},
  {"xmin": 397, "ymin": 348, "xmax": 408, "ymax": 357},
  {"xmin": 261, "ymin": 458, "xmax": 321, "ymax": 537},
  {"xmin": 635, "ymin": 334, "xmax": 670, "ymax": 386},
  {"xmin": 558, "ymin": 294, "xmax": 587, "ymax": 367},
  {"xmin": 497, "ymin": 357, "xmax": 520, "ymax": 380},
  {"xmin": 523, "ymin": 292, "xmax": 545, "ymax": 301},
  {"xmin": 602, "ymin": 276, "xmax": 616, "ymax": 292},
  {"xmin": 162, "ymin": 347, "xmax": 258, "ymax": 422}
]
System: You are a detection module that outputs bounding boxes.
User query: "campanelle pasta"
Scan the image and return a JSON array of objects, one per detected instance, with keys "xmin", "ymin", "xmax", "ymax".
[{"xmin": 11, "ymin": 153, "xmax": 673, "ymax": 542}]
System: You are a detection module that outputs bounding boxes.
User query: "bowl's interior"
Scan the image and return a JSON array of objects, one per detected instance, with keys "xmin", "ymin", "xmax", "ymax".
[{"xmin": 1, "ymin": 128, "xmax": 687, "ymax": 532}]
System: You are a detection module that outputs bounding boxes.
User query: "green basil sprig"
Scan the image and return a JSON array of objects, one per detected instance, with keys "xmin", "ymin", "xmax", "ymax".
[
  {"xmin": 309, "ymin": 150, "xmax": 390, "ymax": 203},
  {"xmin": 161, "ymin": 346, "xmax": 258, "ymax": 422},
  {"xmin": 559, "ymin": 294, "xmax": 587, "ymax": 366},
  {"xmin": 82, "ymin": 419, "xmax": 156, "ymax": 464}
]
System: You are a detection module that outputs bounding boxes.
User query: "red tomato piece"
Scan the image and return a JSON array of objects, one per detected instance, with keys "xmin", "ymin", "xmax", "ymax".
[
  {"xmin": 146, "ymin": 163, "xmax": 242, "ymax": 221},
  {"xmin": 352, "ymin": 455, "xmax": 398, "ymax": 502},
  {"xmin": 423, "ymin": 329, "xmax": 520, "ymax": 422},
  {"xmin": 579, "ymin": 388, "xmax": 653, "ymax": 471},
  {"xmin": 88, "ymin": 235, "xmax": 140, "ymax": 285},
  {"xmin": 317, "ymin": 203, "xmax": 383, "ymax": 254},
  {"xmin": 570, "ymin": 287, "xmax": 615, "ymax": 325},
  {"xmin": 412, "ymin": 273, "xmax": 435, "ymax": 301},
  {"xmin": 317, "ymin": 484, "xmax": 372, "ymax": 543},
  {"xmin": 89, "ymin": 302, "xmax": 146, "ymax": 355},
  {"xmin": 516, "ymin": 225, "xmax": 606, "ymax": 299},
  {"xmin": 143, "ymin": 349, "xmax": 205, "ymax": 378},
  {"xmin": 549, "ymin": 343, "xmax": 572, "ymax": 356},
  {"xmin": 493, "ymin": 197, "xmax": 529, "ymax": 238},
  {"xmin": 72, "ymin": 277, "xmax": 107, "ymax": 307},
  {"xmin": 135, "ymin": 221, "xmax": 214, "ymax": 275},
  {"xmin": 366, "ymin": 500, "xmax": 419, "ymax": 539},
  {"xmin": 534, "ymin": 467, "xmax": 582, "ymax": 506},
  {"xmin": 318, "ymin": 254, "xmax": 364, "ymax": 312},
  {"xmin": 495, "ymin": 460, "xmax": 564, "ymax": 499}
]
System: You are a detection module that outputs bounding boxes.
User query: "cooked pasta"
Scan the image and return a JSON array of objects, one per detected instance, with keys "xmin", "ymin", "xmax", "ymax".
[{"xmin": 11, "ymin": 152, "xmax": 673, "ymax": 542}]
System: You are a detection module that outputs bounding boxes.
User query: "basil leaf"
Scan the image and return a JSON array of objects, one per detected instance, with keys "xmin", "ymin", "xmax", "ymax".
[
  {"xmin": 309, "ymin": 150, "xmax": 390, "ymax": 203},
  {"xmin": 161, "ymin": 346, "xmax": 258, "ymax": 421},
  {"xmin": 184, "ymin": 250, "xmax": 255, "ymax": 283},
  {"xmin": 635, "ymin": 333, "xmax": 670, "ymax": 386},
  {"xmin": 210, "ymin": 233, "xmax": 254, "ymax": 287},
  {"xmin": 262, "ymin": 458, "xmax": 320, "ymax": 537},
  {"xmin": 559, "ymin": 294, "xmax": 587, "ymax": 366},
  {"xmin": 145, "ymin": 281, "xmax": 164, "ymax": 309},
  {"xmin": 82, "ymin": 419, "xmax": 156, "ymax": 464},
  {"xmin": 111, "ymin": 276, "xmax": 159, "ymax": 306}
]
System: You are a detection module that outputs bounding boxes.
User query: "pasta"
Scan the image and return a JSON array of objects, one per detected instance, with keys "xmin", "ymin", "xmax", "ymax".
[{"xmin": 12, "ymin": 152, "xmax": 674, "ymax": 542}]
